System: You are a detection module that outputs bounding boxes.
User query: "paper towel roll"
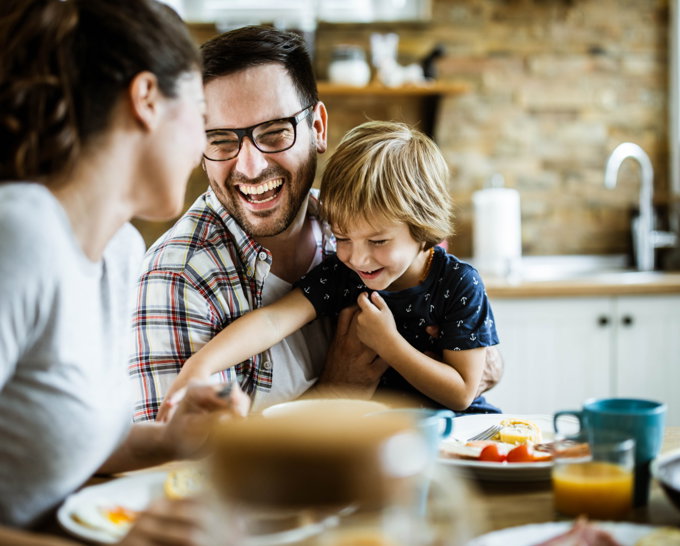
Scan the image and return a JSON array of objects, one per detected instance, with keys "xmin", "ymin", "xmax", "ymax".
[{"xmin": 473, "ymin": 187, "xmax": 522, "ymax": 278}]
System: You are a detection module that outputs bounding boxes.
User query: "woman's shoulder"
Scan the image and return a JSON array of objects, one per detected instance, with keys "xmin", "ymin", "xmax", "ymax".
[{"xmin": 0, "ymin": 183, "xmax": 66, "ymax": 255}]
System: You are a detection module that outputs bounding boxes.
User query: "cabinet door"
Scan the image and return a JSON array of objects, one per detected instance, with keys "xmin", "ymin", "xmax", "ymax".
[
  {"xmin": 614, "ymin": 295, "xmax": 680, "ymax": 426},
  {"xmin": 488, "ymin": 297, "xmax": 613, "ymax": 415}
]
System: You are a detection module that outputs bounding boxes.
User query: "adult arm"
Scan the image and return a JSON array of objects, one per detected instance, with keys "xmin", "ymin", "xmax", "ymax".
[
  {"xmin": 477, "ymin": 345, "xmax": 504, "ymax": 396},
  {"xmin": 309, "ymin": 305, "xmax": 389, "ymax": 399},
  {"xmin": 129, "ymin": 269, "xmax": 224, "ymax": 421},
  {"xmin": 157, "ymin": 290, "xmax": 316, "ymax": 419},
  {"xmin": 99, "ymin": 383, "xmax": 249, "ymax": 473}
]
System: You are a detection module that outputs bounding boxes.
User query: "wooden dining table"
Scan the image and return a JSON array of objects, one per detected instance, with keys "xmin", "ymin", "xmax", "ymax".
[
  {"xmin": 43, "ymin": 427, "xmax": 680, "ymax": 545},
  {"xmin": 468, "ymin": 427, "xmax": 680, "ymax": 535}
]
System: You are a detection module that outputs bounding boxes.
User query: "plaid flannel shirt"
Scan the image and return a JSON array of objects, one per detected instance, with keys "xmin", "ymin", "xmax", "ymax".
[{"xmin": 129, "ymin": 188, "xmax": 333, "ymax": 421}]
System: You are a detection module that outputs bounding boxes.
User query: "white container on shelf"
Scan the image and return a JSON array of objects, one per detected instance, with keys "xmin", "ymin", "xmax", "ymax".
[
  {"xmin": 328, "ymin": 45, "xmax": 371, "ymax": 86},
  {"xmin": 472, "ymin": 178, "xmax": 522, "ymax": 279}
]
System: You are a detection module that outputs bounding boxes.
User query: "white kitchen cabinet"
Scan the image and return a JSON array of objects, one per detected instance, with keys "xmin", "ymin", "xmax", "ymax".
[
  {"xmin": 486, "ymin": 295, "xmax": 680, "ymax": 426},
  {"xmin": 614, "ymin": 295, "xmax": 680, "ymax": 426}
]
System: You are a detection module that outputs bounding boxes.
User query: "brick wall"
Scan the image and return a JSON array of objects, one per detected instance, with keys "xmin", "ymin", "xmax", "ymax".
[{"xmin": 135, "ymin": 1, "xmax": 671, "ymax": 260}]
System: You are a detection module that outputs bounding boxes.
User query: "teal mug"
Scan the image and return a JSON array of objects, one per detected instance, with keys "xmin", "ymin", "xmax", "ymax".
[
  {"xmin": 554, "ymin": 398, "xmax": 666, "ymax": 506},
  {"xmin": 371, "ymin": 408, "xmax": 454, "ymax": 458}
]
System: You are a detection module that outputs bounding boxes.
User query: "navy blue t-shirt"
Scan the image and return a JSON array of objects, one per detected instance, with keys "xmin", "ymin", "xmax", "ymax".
[{"xmin": 294, "ymin": 246, "xmax": 500, "ymax": 411}]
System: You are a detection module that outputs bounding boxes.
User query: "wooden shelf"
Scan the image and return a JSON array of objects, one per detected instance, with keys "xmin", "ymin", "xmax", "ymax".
[{"xmin": 317, "ymin": 81, "xmax": 469, "ymax": 97}]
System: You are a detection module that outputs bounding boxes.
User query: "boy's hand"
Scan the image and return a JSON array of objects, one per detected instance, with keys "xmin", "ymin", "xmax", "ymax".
[{"xmin": 355, "ymin": 291, "xmax": 398, "ymax": 353}]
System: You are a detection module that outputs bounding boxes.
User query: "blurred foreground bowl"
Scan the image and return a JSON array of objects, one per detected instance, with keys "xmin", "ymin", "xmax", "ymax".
[{"xmin": 651, "ymin": 448, "xmax": 680, "ymax": 512}]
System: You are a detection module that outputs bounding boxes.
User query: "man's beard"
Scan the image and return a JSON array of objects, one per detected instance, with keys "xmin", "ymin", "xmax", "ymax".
[{"xmin": 209, "ymin": 145, "xmax": 317, "ymax": 238}]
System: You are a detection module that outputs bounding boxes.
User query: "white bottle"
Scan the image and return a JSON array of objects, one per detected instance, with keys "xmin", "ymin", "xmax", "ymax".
[{"xmin": 472, "ymin": 174, "xmax": 522, "ymax": 279}]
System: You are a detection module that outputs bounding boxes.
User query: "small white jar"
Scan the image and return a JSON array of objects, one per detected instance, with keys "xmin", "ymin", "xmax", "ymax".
[{"xmin": 328, "ymin": 45, "xmax": 371, "ymax": 86}]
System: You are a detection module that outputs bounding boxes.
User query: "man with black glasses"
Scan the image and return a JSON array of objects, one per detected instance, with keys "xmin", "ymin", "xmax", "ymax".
[{"xmin": 129, "ymin": 26, "xmax": 390, "ymax": 420}]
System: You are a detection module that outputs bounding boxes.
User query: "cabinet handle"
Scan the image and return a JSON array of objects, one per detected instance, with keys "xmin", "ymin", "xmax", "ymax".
[
  {"xmin": 621, "ymin": 315, "xmax": 634, "ymax": 326},
  {"xmin": 597, "ymin": 316, "xmax": 610, "ymax": 327}
]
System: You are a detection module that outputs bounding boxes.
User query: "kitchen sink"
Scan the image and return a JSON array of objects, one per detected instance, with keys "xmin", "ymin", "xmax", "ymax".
[
  {"xmin": 516, "ymin": 254, "xmax": 631, "ymax": 281},
  {"xmin": 468, "ymin": 254, "xmax": 679, "ymax": 284}
]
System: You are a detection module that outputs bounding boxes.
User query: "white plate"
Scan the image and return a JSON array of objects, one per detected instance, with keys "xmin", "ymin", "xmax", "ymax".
[
  {"xmin": 437, "ymin": 414, "xmax": 579, "ymax": 482},
  {"xmin": 58, "ymin": 471, "xmax": 167, "ymax": 544},
  {"xmin": 59, "ymin": 470, "xmax": 340, "ymax": 545},
  {"xmin": 467, "ymin": 521, "xmax": 657, "ymax": 546}
]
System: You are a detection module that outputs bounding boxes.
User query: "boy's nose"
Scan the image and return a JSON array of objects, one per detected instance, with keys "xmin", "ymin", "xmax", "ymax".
[{"xmin": 349, "ymin": 247, "xmax": 371, "ymax": 269}]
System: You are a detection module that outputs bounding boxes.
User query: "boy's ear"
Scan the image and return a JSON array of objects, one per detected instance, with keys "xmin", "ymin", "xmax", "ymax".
[
  {"xmin": 128, "ymin": 71, "xmax": 161, "ymax": 131},
  {"xmin": 312, "ymin": 101, "xmax": 328, "ymax": 154}
]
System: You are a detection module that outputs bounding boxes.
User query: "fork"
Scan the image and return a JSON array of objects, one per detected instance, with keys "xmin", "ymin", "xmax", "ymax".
[{"xmin": 467, "ymin": 423, "xmax": 502, "ymax": 442}]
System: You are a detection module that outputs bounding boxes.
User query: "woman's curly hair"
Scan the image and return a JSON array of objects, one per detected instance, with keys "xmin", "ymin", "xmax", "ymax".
[{"xmin": 0, "ymin": 0, "xmax": 200, "ymax": 182}]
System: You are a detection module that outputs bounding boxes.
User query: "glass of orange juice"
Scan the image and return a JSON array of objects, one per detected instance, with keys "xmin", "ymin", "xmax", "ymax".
[{"xmin": 552, "ymin": 431, "xmax": 634, "ymax": 520}]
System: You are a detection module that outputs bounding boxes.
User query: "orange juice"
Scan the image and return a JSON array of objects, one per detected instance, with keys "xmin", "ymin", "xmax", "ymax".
[{"xmin": 552, "ymin": 461, "xmax": 633, "ymax": 519}]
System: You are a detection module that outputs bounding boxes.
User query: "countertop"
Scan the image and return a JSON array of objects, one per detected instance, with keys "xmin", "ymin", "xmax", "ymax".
[{"xmin": 485, "ymin": 271, "xmax": 680, "ymax": 298}]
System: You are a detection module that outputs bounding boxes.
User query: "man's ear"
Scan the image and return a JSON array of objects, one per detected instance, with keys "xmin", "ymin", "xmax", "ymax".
[
  {"xmin": 312, "ymin": 101, "xmax": 328, "ymax": 154},
  {"xmin": 128, "ymin": 71, "xmax": 161, "ymax": 131}
]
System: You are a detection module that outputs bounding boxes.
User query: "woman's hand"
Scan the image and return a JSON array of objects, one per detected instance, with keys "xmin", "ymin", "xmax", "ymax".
[{"xmin": 118, "ymin": 497, "xmax": 225, "ymax": 546}]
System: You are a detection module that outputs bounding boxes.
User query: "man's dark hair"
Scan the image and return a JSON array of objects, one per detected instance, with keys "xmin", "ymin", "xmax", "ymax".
[{"xmin": 201, "ymin": 25, "xmax": 318, "ymax": 111}]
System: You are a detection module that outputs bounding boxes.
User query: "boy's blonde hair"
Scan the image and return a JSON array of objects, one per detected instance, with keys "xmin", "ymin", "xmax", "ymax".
[{"xmin": 320, "ymin": 121, "xmax": 454, "ymax": 248}]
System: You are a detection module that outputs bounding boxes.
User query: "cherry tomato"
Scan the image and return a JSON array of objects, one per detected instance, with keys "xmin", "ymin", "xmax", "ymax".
[
  {"xmin": 478, "ymin": 444, "xmax": 506, "ymax": 462},
  {"xmin": 506, "ymin": 444, "xmax": 535, "ymax": 463}
]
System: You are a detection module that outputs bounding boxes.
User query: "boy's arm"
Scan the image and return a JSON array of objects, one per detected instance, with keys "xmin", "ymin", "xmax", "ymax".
[
  {"xmin": 157, "ymin": 289, "xmax": 316, "ymax": 417},
  {"xmin": 355, "ymin": 292, "xmax": 485, "ymax": 411}
]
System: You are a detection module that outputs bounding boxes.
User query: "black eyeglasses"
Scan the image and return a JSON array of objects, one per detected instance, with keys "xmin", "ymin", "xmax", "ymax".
[{"xmin": 203, "ymin": 104, "xmax": 314, "ymax": 161}]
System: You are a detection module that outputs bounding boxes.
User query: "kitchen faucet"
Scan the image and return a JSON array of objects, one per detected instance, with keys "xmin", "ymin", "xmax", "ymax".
[{"xmin": 604, "ymin": 142, "xmax": 677, "ymax": 271}]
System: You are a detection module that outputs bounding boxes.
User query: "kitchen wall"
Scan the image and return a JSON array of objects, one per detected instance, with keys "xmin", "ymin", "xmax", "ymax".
[{"xmin": 134, "ymin": 0, "xmax": 672, "ymax": 261}]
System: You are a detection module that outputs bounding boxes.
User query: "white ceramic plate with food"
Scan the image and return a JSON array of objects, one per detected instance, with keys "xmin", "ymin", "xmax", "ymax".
[
  {"xmin": 59, "ymin": 469, "xmax": 341, "ymax": 545},
  {"xmin": 467, "ymin": 521, "xmax": 659, "ymax": 546},
  {"xmin": 58, "ymin": 471, "xmax": 168, "ymax": 544},
  {"xmin": 438, "ymin": 414, "xmax": 579, "ymax": 482}
]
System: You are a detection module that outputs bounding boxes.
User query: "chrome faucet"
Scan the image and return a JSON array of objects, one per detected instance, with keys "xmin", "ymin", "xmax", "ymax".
[{"xmin": 604, "ymin": 142, "xmax": 677, "ymax": 271}]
